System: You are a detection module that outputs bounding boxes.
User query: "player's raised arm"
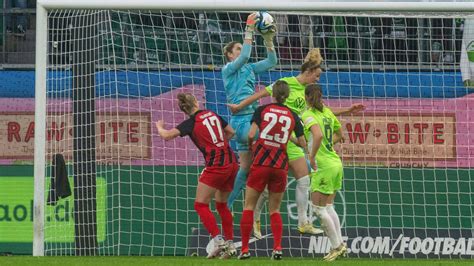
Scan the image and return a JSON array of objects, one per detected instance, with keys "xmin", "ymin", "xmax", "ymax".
[
  {"xmin": 222, "ymin": 13, "xmax": 257, "ymax": 75},
  {"xmin": 155, "ymin": 121, "xmax": 180, "ymax": 141},
  {"xmin": 252, "ymin": 29, "xmax": 278, "ymax": 73},
  {"xmin": 252, "ymin": 47, "xmax": 277, "ymax": 73}
]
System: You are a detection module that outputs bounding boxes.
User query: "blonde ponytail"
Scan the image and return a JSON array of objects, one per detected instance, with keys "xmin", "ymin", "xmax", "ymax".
[{"xmin": 304, "ymin": 48, "xmax": 323, "ymax": 65}]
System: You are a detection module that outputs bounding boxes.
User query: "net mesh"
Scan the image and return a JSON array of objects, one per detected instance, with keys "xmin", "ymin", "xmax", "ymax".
[{"xmin": 41, "ymin": 9, "xmax": 474, "ymax": 257}]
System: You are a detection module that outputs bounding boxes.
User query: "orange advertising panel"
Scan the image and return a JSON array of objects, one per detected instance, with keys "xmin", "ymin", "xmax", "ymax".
[
  {"xmin": 0, "ymin": 112, "xmax": 151, "ymax": 160},
  {"xmin": 336, "ymin": 113, "xmax": 456, "ymax": 166}
]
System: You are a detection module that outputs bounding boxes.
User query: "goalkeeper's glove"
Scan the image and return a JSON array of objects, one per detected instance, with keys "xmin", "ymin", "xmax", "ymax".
[
  {"xmin": 262, "ymin": 26, "xmax": 277, "ymax": 50},
  {"xmin": 245, "ymin": 13, "xmax": 258, "ymax": 40}
]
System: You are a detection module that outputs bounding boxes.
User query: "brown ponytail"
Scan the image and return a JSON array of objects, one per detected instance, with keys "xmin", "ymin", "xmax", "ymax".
[
  {"xmin": 305, "ymin": 83, "xmax": 323, "ymax": 112},
  {"xmin": 223, "ymin": 41, "xmax": 239, "ymax": 61},
  {"xmin": 177, "ymin": 93, "xmax": 197, "ymax": 115},
  {"xmin": 272, "ymin": 80, "xmax": 290, "ymax": 104}
]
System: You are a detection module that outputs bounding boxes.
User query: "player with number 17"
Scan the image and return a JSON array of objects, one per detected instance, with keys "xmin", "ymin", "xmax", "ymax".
[{"xmin": 156, "ymin": 93, "xmax": 239, "ymax": 259}]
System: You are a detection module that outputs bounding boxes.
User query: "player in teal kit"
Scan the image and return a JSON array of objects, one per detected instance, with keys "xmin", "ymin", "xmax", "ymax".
[{"xmin": 222, "ymin": 12, "xmax": 277, "ymax": 212}]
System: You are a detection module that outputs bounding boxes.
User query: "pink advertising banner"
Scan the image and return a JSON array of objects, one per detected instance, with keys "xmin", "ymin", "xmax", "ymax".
[
  {"xmin": 0, "ymin": 85, "xmax": 206, "ymax": 166},
  {"xmin": 330, "ymin": 97, "xmax": 473, "ymax": 168},
  {"xmin": 0, "ymin": 86, "xmax": 473, "ymax": 168}
]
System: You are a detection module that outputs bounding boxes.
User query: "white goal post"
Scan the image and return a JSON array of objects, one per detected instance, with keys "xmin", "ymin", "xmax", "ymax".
[
  {"xmin": 34, "ymin": 0, "xmax": 474, "ymax": 12},
  {"xmin": 34, "ymin": 0, "xmax": 474, "ymax": 257}
]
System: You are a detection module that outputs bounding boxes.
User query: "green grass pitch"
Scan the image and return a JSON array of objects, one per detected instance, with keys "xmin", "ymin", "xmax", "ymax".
[{"xmin": 0, "ymin": 257, "xmax": 472, "ymax": 266}]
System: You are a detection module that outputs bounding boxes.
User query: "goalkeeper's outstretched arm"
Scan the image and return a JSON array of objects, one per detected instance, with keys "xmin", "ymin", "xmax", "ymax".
[
  {"xmin": 252, "ymin": 29, "xmax": 278, "ymax": 73},
  {"xmin": 252, "ymin": 49, "xmax": 277, "ymax": 74}
]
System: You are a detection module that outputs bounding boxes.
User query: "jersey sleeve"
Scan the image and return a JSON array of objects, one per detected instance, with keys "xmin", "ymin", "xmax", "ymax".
[
  {"xmin": 302, "ymin": 110, "xmax": 318, "ymax": 131},
  {"xmin": 175, "ymin": 118, "xmax": 194, "ymax": 137},
  {"xmin": 251, "ymin": 106, "xmax": 264, "ymax": 126},
  {"xmin": 291, "ymin": 110, "xmax": 304, "ymax": 137},
  {"xmin": 251, "ymin": 50, "xmax": 278, "ymax": 74}
]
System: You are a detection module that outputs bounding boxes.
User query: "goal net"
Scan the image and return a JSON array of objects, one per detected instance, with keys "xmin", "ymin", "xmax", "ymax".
[{"xmin": 34, "ymin": 2, "xmax": 474, "ymax": 258}]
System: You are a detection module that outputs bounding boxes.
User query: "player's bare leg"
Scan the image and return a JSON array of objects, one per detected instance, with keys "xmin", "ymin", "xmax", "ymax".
[{"xmin": 290, "ymin": 157, "xmax": 323, "ymax": 235}]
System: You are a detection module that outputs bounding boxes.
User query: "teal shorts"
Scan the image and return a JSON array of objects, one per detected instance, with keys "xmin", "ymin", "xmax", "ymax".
[
  {"xmin": 310, "ymin": 165, "xmax": 343, "ymax": 195},
  {"xmin": 230, "ymin": 114, "xmax": 253, "ymax": 152}
]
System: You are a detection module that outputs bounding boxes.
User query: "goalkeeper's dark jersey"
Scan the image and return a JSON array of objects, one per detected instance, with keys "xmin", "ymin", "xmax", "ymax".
[
  {"xmin": 251, "ymin": 103, "xmax": 304, "ymax": 170},
  {"xmin": 176, "ymin": 110, "xmax": 236, "ymax": 167}
]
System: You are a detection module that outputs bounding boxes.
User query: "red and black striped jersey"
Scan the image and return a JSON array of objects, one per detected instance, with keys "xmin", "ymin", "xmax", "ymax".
[
  {"xmin": 176, "ymin": 110, "xmax": 236, "ymax": 167},
  {"xmin": 251, "ymin": 103, "xmax": 304, "ymax": 170}
]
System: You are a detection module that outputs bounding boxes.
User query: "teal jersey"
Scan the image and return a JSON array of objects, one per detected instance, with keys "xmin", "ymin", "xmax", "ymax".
[{"xmin": 222, "ymin": 44, "xmax": 277, "ymax": 115}]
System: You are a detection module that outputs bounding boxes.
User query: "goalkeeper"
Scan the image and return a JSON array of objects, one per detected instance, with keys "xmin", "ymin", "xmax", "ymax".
[
  {"xmin": 228, "ymin": 49, "xmax": 364, "ymax": 234},
  {"xmin": 222, "ymin": 12, "xmax": 277, "ymax": 220}
]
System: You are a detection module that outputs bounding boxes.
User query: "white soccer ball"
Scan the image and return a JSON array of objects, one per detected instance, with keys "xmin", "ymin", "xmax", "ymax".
[{"xmin": 256, "ymin": 11, "xmax": 275, "ymax": 34}]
